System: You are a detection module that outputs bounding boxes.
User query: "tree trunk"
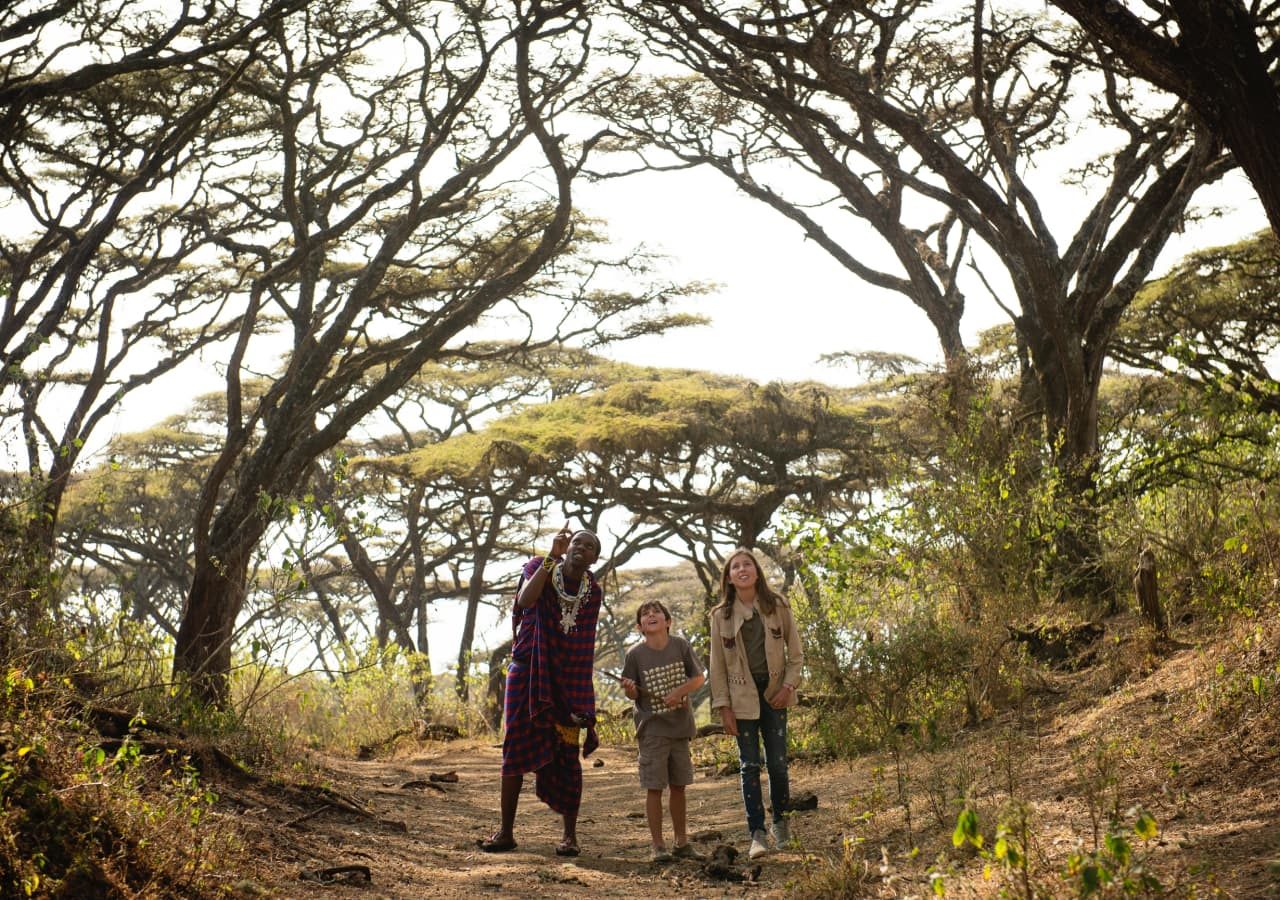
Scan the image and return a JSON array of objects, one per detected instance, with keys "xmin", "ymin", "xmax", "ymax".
[
  {"xmin": 455, "ymin": 553, "xmax": 489, "ymax": 703},
  {"xmin": 173, "ymin": 536, "xmax": 254, "ymax": 705},
  {"xmin": 411, "ymin": 594, "xmax": 433, "ymax": 716},
  {"xmin": 455, "ymin": 493, "xmax": 511, "ymax": 701},
  {"xmin": 1184, "ymin": 7, "xmax": 1280, "ymax": 237},
  {"xmin": 485, "ymin": 639, "xmax": 512, "ymax": 732},
  {"xmin": 1052, "ymin": 0, "xmax": 1280, "ymax": 237},
  {"xmin": 1134, "ymin": 546, "xmax": 1165, "ymax": 635}
]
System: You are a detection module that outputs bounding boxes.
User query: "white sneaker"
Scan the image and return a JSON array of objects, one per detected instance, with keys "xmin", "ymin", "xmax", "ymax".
[
  {"xmin": 771, "ymin": 818, "xmax": 791, "ymax": 847},
  {"xmin": 748, "ymin": 829, "xmax": 769, "ymax": 860}
]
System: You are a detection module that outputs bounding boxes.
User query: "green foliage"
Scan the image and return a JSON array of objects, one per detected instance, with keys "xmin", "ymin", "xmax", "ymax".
[
  {"xmin": 394, "ymin": 366, "xmax": 876, "ymax": 479},
  {"xmin": 1063, "ymin": 808, "xmax": 1164, "ymax": 897},
  {"xmin": 1113, "ymin": 231, "xmax": 1280, "ymax": 413},
  {"xmin": 948, "ymin": 801, "xmax": 1037, "ymax": 896},
  {"xmin": 238, "ymin": 644, "xmax": 436, "ymax": 757},
  {"xmin": 788, "ymin": 544, "xmax": 974, "ymax": 755},
  {"xmin": 0, "ymin": 664, "xmax": 234, "ymax": 897}
]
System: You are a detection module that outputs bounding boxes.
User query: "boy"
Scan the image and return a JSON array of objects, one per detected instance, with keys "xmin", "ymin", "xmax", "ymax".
[{"xmin": 621, "ymin": 600, "xmax": 706, "ymax": 863}]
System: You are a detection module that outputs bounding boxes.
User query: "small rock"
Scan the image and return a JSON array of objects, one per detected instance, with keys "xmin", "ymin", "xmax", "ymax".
[
  {"xmin": 701, "ymin": 844, "xmax": 760, "ymax": 883},
  {"xmin": 592, "ymin": 758, "xmax": 604, "ymax": 768},
  {"xmin": 784, "ymin": 790, "xmax": 817, "ymax": 811}
]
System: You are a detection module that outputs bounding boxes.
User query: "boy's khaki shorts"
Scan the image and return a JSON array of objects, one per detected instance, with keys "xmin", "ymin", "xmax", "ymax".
[{"xmin": 637, "ymin": 731, "xmax": 694, "ymax": 790}]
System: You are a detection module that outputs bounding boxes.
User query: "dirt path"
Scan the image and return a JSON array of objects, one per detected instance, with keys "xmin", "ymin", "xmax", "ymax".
[
  {"xmin": 234, "ymin": 740, "xmax": 818, "ymax": 899},
  {"xmin": 222, "ymin": 634, "xmax": 1280, "ymax": 897}
]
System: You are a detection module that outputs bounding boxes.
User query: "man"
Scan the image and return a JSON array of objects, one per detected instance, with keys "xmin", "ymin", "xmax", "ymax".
[{"xmin": 479, "ymin": 524, "xmax": 603, "ymax": 857}]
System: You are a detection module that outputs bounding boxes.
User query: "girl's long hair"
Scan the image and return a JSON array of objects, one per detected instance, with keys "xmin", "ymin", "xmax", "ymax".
[{"xmin": 713, "ymin": 548, "xmax": 779, "ymax": 620}]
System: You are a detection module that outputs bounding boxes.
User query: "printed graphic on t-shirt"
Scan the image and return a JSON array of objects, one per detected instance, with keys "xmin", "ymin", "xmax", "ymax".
[{"xmin": 642, "ymin": 660, "xmax": 688, "ymax": 715}]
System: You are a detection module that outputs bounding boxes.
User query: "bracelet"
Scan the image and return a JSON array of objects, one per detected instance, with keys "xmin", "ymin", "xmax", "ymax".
[{"xmin": 541, "ymin": 555, "xmax": 557, "ymax": 573}]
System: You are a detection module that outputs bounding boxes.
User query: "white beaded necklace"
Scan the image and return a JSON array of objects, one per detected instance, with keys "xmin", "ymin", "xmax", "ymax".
[{"xmin": 551, "ymin": 562, "xmax": 590, "ymax": 632}]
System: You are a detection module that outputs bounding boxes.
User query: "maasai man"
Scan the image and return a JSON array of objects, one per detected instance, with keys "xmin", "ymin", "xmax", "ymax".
[{"xmin": 479, "ymin": 524, "xmax": 603, "ymax": 857}]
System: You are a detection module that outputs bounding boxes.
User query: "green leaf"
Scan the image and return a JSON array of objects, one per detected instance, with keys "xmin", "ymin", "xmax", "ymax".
[
  {"xmin": 953, "ymin": 809, "xmax": 981, "ymax": 848},
  {"xmin": 1133, "ymin": 810, "xmax": 1159, "ymax": 841},
  {"xmin": 1105, "ymin": 832, "xmax": 1131, "ymax": 866},
  {"xmin": 1081, "ymin": 863, "xmax": 1102, "ymax": 894}
]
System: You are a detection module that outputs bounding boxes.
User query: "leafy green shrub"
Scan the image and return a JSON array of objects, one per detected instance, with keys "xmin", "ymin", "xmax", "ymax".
[
  {"xmin": 1062, "ymin": 807, "xmax": 1163, "ymax": 897},
  {"xmin": 788, "ymin": 547, "xmax": 975, "ymax": 757}
]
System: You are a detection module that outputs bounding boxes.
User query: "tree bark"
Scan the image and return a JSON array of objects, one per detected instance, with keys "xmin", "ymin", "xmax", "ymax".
[
  {"xmin": 485, "ymin": 640, "xmax": 512, "ymax": 732},
  {"xmin": 173, "ymin": 535, "xmax": 255, "ymax": 705},
  {"xmin": 1134, "ymin": 546, "xmax": 1165, "ymax": 635}
]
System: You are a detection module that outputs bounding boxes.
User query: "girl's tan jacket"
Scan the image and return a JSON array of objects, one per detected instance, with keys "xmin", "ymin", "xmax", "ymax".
[{"xmin": 708, "ymin": 597, "xmax": 805, "ymax": 720}]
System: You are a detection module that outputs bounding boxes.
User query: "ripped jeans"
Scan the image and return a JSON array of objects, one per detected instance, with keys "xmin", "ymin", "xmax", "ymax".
[{"xmin": 734, "ymin": 679, "xmax": 789, "ymax": 834}]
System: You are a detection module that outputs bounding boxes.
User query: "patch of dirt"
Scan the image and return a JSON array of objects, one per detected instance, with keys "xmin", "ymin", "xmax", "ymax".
[
  {"xmin": 215, "ymin": 617, "xmax": 1280, "ymax": 898},
  {"xmin": 224, "ymin": 740, "xmax": 807, "ymax": 898}
]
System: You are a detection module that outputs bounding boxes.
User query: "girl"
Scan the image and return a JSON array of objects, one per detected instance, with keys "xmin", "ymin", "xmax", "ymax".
[{"xmin": 708, "ymin": 548, "xmax": 805, "ymax": 860}]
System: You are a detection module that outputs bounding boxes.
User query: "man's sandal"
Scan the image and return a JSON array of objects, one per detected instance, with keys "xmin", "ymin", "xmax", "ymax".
[
  {"xmin": 477, "ymin": 833, "xmax": 517, "ymax": 853},
  {"xmin": 554, "ymin": 839, "xmax": 580, "ymax": 857}
]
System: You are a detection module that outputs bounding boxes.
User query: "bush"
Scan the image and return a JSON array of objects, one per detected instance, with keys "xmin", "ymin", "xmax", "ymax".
[{"xmin": 0, "ymin": 665, "xmax": 236, "ymax": 898}]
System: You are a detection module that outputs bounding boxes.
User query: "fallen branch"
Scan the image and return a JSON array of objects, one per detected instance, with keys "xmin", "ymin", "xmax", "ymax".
[
  {"xmin": 400, "ymin": 780, "xmax": 446, "ymax": 793},
  {"xmin": 285, "ymin": 804, "xmax": 333, "ymax": 829},
  {"xmin": 356, "ymin": 727, "xmax": 414, "ymax": 760},
  {"xmin": 298, "ymin": 864, "xmax": 371, "ymax": 884}
]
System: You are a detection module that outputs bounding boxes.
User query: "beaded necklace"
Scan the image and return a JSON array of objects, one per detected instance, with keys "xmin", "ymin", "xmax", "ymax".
[{"xmin": 551, "ymin": 562, "xmax": 591, "ymax": 632}]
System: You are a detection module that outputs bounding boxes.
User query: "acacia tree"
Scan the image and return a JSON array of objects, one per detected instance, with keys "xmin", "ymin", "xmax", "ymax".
[
  {"xmin": 1102, "ymin": 233, "xmax": 1280, "ymax": 493},
  {"xmin": 0, "ymin": 0, "xmax": 304, "ymax": 638},
  {"xmin": 170, "ymin": 0, "xmax": 695, "ymax": 703},
  {"xmin": 58, "ymin": 426, "xmax": 215, "ymax": 639},
  {"xmin": 400, "ymin": 364, "xmax": 884, "ymax": 605},
  {"xmin": 302, "ymin": 353, "xmax": 605, "ymax": 702},
  {"xmin": 1111, "ymin": 232, "xmax": 1280, "ymax": 412},
  {"xmin": 597, "ymin": 0, "xmax": 1236, "ymax": 595},
  {"xmin": 1047, "ymin": 0, "xmax": 1280, "ymax": 236},
  {"xmin": 552, "ymin": 374, "xmax": 884, "ymax": 602}
]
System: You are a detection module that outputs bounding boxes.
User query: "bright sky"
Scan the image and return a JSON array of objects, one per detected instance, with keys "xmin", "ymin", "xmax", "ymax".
[
  {"xmin": 581, "ymin": 168, "xmax": 945, "ymax": 385},
  {"xmin": 579, "ymin": 163, "xmax": 1271, "ymax": 389}
]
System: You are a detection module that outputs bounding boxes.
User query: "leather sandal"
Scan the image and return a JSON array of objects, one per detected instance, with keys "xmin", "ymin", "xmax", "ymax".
[{"xmin": 477, "ymin": 833, "xmax": 517, "ymax": 853}]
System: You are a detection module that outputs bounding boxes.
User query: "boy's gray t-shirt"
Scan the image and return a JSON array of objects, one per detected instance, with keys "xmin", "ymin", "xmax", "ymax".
[{"xmin": 621, "ymin": 634, "xmax": 703, "ymax": 739}]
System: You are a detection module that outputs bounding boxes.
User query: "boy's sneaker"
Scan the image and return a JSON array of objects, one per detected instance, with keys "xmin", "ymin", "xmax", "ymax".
[
  {"xmin": 748, "ymin": 829, "xmax": 770, "ymax": 860},
  {"xmin": 672, "ymin": 842, "xmax": 705, "ymax": 861},
  {"xmin": 651, "ymin": 845, "xmax": 673, "ymax": 863},
  {"xmin": 771, "ymin": 818, "xmax": 791, "ymax": 847}
]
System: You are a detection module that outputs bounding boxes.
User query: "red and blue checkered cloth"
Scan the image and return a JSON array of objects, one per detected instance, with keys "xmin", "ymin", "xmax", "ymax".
[{"xmin": 501, "ymin": 556, "xmax": 601, "ymax": 816}]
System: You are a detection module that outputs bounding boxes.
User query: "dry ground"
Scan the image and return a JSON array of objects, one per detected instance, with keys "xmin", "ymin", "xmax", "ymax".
[
  {"xmin": 218, "ymin": 623, "xmax": 1280, "ymax": 898},
  {"xmin": 221, "ymin": 739, "xmax": 810, "ymax": 899}
]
